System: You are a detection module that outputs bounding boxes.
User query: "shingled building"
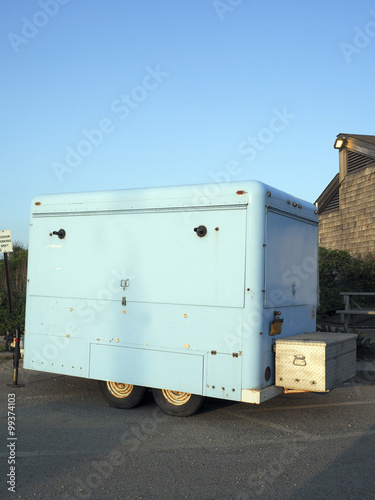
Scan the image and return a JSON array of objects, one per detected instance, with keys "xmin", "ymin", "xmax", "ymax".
[{"xmin": 316, "ymin": 134, "xmax": 375, "ymax": 258}]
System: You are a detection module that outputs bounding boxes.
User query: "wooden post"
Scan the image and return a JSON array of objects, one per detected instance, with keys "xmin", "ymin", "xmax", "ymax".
[
  {"xmin": 343, "ymin": 293, "xmax": 349, "ymax": 331},
  {"xmin": 4, "ymin": 252, "xmax": 14, "ymax": 315}
]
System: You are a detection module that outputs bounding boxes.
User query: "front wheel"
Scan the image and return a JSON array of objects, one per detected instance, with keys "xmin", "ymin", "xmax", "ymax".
[
  {"xmin": 152, "ymin": 388, "xmax": 204, "ymax": 417},
  {"xmin": 98, "ymin": 381, "xmax": 146, "ymax": 409}
]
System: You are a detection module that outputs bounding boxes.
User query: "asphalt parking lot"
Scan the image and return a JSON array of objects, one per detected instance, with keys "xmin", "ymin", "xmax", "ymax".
[{"xmin": 1, "ymin": 358, "xmax": 374, "ymax": 500}]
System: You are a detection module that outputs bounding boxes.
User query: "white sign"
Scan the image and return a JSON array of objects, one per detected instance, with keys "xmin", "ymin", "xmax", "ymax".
[{"xmin": 0, "ymin": 230, "xmax": 13, "ymax": 253}]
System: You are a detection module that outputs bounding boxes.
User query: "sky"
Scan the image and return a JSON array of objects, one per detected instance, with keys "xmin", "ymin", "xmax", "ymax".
[{"xmin": 1, "ymin": 0, "xmax": 375, "ymax": 247}]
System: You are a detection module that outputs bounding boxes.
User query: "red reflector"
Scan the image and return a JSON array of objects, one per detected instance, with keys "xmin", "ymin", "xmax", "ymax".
[
  {"xmin": 35, "ymin": 202, "xmax": 41, "ymax": 206},
  {"xmin": 292, "ymin": 202, "xmax": 297, "ymax": 207},
  {"xmin": 236, "ymin": 190, "xmax": 245, "ymax": 195}
]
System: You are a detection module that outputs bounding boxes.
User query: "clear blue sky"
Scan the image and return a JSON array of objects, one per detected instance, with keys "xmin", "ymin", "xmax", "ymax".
[{"xmin": 1, "ymin": 0, "xmax": 375, "ymax": 246}]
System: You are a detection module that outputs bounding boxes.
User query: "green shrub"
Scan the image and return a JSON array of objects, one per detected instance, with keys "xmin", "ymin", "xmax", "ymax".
[
  {"xmin": 0, "ymin": 243, "xmax": 27, "ymax": 335},
  {"xmin": 356, "ymin": 331, "xmax": 375, "ymax": 360},
  {"xmin": 0, "ymin": 290, "xmax": 26, "ymax": 335},
  {"xmin": 318, "ymin": 247, "xmax": 375, "ymax": 321}
]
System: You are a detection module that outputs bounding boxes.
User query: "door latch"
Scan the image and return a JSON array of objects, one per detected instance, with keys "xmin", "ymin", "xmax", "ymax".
[
  {"xmin": 50, "ymin": 229, "xmax": 66, "ymax": 239},
  {"xmin": 120, "ymin": 279, "xmax": 129, "ymax": 290}
]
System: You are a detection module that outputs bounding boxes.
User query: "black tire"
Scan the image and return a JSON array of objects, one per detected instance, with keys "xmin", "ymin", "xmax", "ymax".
[
  {"xmin": 152, "ymin": 388, "xmax": 205, "ymax": 417},
  {"xmin": 98, "ymin": 381, "xmax": 147, "ymax": 409}
]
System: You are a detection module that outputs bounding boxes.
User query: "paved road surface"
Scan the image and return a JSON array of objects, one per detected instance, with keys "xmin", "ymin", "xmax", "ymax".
[{"xmin": 0, "ymin": 359, "xmax": 374, "ymax": 500}]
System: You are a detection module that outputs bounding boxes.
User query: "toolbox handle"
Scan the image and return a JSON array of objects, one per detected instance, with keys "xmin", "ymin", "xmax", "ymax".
[{"xmin": 293, "ymin": 355, "xmax": 306, "ymax": 366}]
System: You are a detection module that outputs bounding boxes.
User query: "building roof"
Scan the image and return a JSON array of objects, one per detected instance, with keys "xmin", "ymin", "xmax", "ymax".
[
  {"xmin": 315, "ymin": 134, "xmax": 375, "ymax": 211},
  {"xmin": 315, "ymin": 174, "xmax": 339, "ymax": 212},
  {"xmin": 337, "ymin": 134, "xmax": 375, "ymax": 147}
]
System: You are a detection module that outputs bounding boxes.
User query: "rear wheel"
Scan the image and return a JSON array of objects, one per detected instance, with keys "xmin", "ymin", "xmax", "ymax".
[
  {"xmin": 152, "ymin": 388, "xmax": 204, "ymax": 417},
  {"xmin": 98, "ymin": 381, "xmax": 146, "ymax": 409}
]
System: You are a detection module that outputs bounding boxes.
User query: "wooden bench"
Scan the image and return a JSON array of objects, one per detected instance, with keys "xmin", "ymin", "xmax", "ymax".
[{"xmin": 336, "ymin": 292, "xmax": 375, "ymax": 330}]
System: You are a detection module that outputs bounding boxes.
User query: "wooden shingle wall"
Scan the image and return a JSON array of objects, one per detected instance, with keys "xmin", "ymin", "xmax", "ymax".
[{"xmin": 318, "ymin": 165, "xmax": 375, "ymax": 257}]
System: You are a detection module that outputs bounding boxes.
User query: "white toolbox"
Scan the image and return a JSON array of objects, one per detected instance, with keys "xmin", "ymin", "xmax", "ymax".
[{"xmin": 275, "ymin": 332, "xmax": 357, "ymax": 392}]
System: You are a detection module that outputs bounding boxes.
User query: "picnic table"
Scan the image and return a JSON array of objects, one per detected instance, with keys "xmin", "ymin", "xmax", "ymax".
[{"xmin": 336, "ymin": 292, "xmax": 375, "ymax": 330}]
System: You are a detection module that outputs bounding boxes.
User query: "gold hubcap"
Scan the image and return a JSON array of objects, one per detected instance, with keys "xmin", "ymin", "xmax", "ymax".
[
  {"xmin": 107, "ymin": 382, "xmax": 133, "ymax": 398},
  {"xmin": 162, "ymin": 390, "xmax": 191, "ymax": 406}
]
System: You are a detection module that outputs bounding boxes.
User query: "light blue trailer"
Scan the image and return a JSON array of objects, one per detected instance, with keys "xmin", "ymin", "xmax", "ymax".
[{"xmin": 24, "ymin": 181, "xmax": 320, "ymax": 416}]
